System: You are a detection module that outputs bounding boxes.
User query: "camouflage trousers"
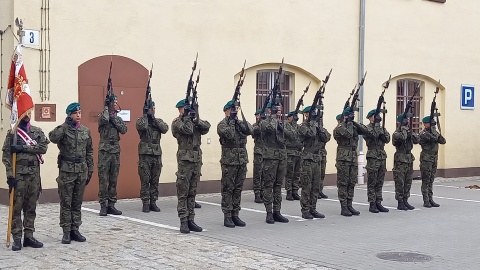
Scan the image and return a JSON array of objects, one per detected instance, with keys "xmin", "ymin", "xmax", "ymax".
[
  {"xmin": 11, "ymin": 172, "xmax": 40, "ymax": 240},
  {"xmin": 393, "ymin": 161, "xmax": 413, "ymax": 201},
  {"xmin": 221, "ymin": 164, "xmax": 247, "ymax": 217},
  {"xmin": 320, "ymin": 158, "xmax": 327, "ymax": 192},
  {"xmin": 336, "ymin": 161, "xmax": 358, "ymax": 205},
  {"xmin": 57, "ymin": 170, "xmax": 87, "ymax": 233},
  {"xmin": 98, "ymin": 150, "xmax": 120, "ymax": 206},
  {"xmin": 138, "ymin": 154, "xmax": 162, "ymax": 203},
  {"xmin": 176, "ymin": 160, "xmax": 201, "ymax": 221},
  {"xmin": 300, "ymin": 159, "xmax": 321, "ymax": 213},
  {"xmin": 285, "ymin": 155, "xmax": 301, "ymax": 192},
  {"xmin": 365, "ymin": 158, "xmax": 386, "ymax": 202},
  {"xmin": 262, "ymin": 158, "xmax": 287, "ymax": 212},
  {"xmin": 420, "ymin": 160, "xmax": 437, "ymax": 202},
  {"xmin": 253, "ymin": 153, "xmax": 263, "ymax": 195}
]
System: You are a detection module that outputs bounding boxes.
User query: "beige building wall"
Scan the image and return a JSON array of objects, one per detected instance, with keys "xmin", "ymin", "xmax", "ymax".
[{"xmin": 1, "ymin": 0, "xmax": 479, "ymax": 193}]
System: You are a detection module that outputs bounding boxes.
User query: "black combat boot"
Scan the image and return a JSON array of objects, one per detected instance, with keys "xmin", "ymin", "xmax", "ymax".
[
  {"xmin": 347, "ymin": 201, "xmax": 360, "ymax": 216},
  {"xmin": 404, "ymin": 199, "xmax": 415, "ymax": 210},
  {"xmin": 12, "ymin": 238, "xmax": 22, "ymax": 251},
  {"xmin": 266, "ymin": 212, "xmax": 275, "ymax": 224},
  {"xmin": 70, "ymin": 230, "xmax": 86, "ymax": 242},
  {"xmin": 195, "ymin": 202, "xmax": 202, "ymax": 208},
  {"xmin": 376, "ymin": 201, "xmax": 389, "ymax": 213},
  {"xmin": 397, "ymin": 200, "xmax": 408, "ymax": 210},
  {"xmin": 341, "ymin": 206, "xmax": 352, "ymax": 217},
  {"xmin": 302, "ymin": 211, "xmax": 313, "ymax": 219},
  {"xmin": 149, "ymin": 201, "xmax": 161, "ymax": 212},
  {"xmin": 286, "ymin": 191, "xmax": 294, "ymax": 201},
  {"xmin": 310, "ymin": 209, "xmax": 325, "ymax": 219},
  {"xmin": 423, "ymin": 201, "xmax": 432, "ymax": 208},
  {"xmin": 99, "ymin": 203, "xmax": 107, "ymax": 216},
  {"xmin": 61, "ymin": 232, "xmax": 71, "ymax": 244},
  {"xmin": 224, "ymin": 216, "xmax": 235, "ymax": 228},
  {"xmin": 369, "ymin": 202, "xmax": 379, "ymax": 213},
  {"xmin": 107, "ymin": 205, "xmax": 122, "ymax": 215},
  {"xmin": 232, "ymin": 216, "xmax": 246, "ymax": 227},
  {"xmin": 254, "ymin": 192, "xmax": 263, "ymax": 203},
  {"xmin": 429, "ymin": 199, "xmax": 440, "ymax": 207},
  {"xmin": 142, "ymin": 202, "xmax": 150, "ymax": 213},
  {"xmin": 319, "ymin": 192, "xmax": 328, "ymax": 199},
  {"xmin": 273, "ymin": 212, "xmax": 289, "ymax": 223},
  {"xmin": 188, "ymin": 220, "xmax": 203, "ymax": 232},
  {"xmin": 292, "ymin": 190, "xmax": 301, "ymax": 200},
  {"xmin": 23, "ymin": 237, "xmax": 43, "ymax": 248},
  {"xmin": 180, "ymin": 220, "xmax": 190, "ymax": 234}
]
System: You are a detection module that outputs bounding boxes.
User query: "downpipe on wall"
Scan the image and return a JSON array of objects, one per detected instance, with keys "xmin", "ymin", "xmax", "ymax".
[{"xmin": 357, "ymin": 0, "xmax": 366, "ymax": 185}]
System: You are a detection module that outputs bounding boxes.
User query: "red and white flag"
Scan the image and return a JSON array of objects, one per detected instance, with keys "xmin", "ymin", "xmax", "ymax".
[{"xmin": 5, "ymin": 44, "xmax": 34, "ymax": 130}]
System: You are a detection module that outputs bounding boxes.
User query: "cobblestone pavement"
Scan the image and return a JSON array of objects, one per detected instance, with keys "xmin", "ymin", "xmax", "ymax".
[{"xmin": 1, "ymin": 177, "xmax": 479, "ymax": 270}]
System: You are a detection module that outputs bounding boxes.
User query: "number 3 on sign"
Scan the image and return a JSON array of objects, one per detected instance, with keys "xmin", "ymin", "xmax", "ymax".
[{"xmin": 23, "ymin": 30, "xmax": 40, "ymax": 46}]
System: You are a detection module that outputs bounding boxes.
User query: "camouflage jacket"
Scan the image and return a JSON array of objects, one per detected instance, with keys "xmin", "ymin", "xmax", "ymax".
[
  {"xmin": 363, "ymin": 122, "xmax": 391, "ymax": 160},
  {"xmin": 217, "ymin": 117, "xmax": 253, "ymax": 165},
  {"xmin": 260, "ymin": 115, "xmax": 290, "ymax": 160},
  {"xmin": 252, "ymin": 121, "xmax": 263, "ymax": 155},
  {"xmin": 392, "ymin": 126, "xmax": 419, "ymax": 163},
  {"xmin": 49, "ymin": 120, "xmax": 94, "ymax": 173},
  {"xmin": 333, "ymin": 121, "xmax": 367, "ymax": 162},
  {"xmin": 299, "ymin": 121, "xmax": 329, "ymax": 162},
  {"xmin": 136, "ymin": 114, "xmax": 169, "ymax": 156},
  {"xmin": 319, "ymin": 125, "xmax": 331, "ymax": 158},
  {"xmin": 2, "ymin": 126, "xmax": 49, "ymax": 178},
  {"xmin": 419, "ymin": 126, "xmax": 446, "ymax": 163},
  {"xmin": 172, "ymin": 116, "xmax": 210, "ymax": 163},
  {"xmin": 98, "ymin": 107, "xmax": 127, "ymax": 153},
  {"xmin": 285, "ymin": 121, "xmax": 303, "ymax": 156}
]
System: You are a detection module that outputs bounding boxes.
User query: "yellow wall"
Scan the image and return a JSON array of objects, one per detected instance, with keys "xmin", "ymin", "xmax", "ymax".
[{"xmin": 1, "ymin": 0, "xmax": 479, "ymax": 190}]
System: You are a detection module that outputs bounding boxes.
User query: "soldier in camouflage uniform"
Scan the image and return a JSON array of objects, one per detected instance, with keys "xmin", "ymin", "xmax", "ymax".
[
  {"xmin": 318, "ymin": 115, "xmax": 332, "ymax": 200},
  {"xmin": 363, "ymin": 109, "xmax": 391, "ymax": 213},
  {"xmin": 298, "ymin": 106, "xmax": 329, "ymax": 219},
  {"xmin": 333, "ymin": 107, "xmax": 368, "ymax": 217},
  {"xmin": 172, "ymin": 99, "xmax": 211, "ymax": 233},
  {"xmin": 2, "ymin": 113, "xmax": 49, "ymax": 251},
  {"xmin": 252, "ymin": 109, "xmax": 264, "ymax": 203},
  {"xmin": 49, "ymin": 102, "xmax": 94, "ymax": 244},
  {"xmin": 392, "ymin": 114, "xmax": 419, "ymax": 210},
  {"xmin": 97, "ymin": 96, "xmax": 127, "ymax": 216},
  {"xmin": 261, "ymin": 103, "xmax": 290, "ymax": 224},
  {"xmin": 217, "ymin": 100, "xmax": 253, "ymax": 228},
  {"xmin": 419, "ymin": 116, "xmax": 446, "ymax": 208},
  {"xmin": 284, "ymin": 111, "xmax": 302, "ymax": 201},
  {"xmin": 136, "ymin": 101, "xmax": 169, "ymax": 212}
]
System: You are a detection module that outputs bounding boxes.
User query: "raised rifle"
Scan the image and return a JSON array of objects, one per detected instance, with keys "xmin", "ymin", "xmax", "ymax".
[
  {"xmin": 184, "ymin": 53, "xmax": 198, "ymax": 117},
  {"xmin": 309, "ymin": 68, "xmax": 333, "ymax": 123},
  {"xmin": 293, "ymin": 81, "xmax": 311, "ymax": 122},
  {"xmin": 317, "ymin": 68, "xmax": 332, "ymax": 126},
  {"xmin": 143, "ymin": 64, "xmax": 153, "ymax": 113},
  {"xmin": 190, "ymin": 70, "xmax": 200, "ymax": 121},
  {"xmin": 229, "ymin": 60, "xmax": 247, "ymax": 122},
  {"xmin": 270, "ymin": 58, "xmax": 284, "ymax": 116},
  {"xmin": 374, "ymin": 74, "xmax": 391, "ymax": 128},
  {"xmin": 346, "ymin": 71, "xmax": 367, "ymax": 123},
  {"xmin": 398, "ymin": 81, "xmax": 420, "ymax": 131},
  {"xmin": 344, "ymin": 85, "xmax": 356, "ymax": 110},
  {"xmin": 429, "ymin": 81, "xmax": 441, "ymax": 134}
]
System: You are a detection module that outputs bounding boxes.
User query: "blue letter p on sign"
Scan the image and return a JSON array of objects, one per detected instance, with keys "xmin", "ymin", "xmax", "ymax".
[{"xmin": 461, "ymin": 84, "xmax": 474, "ymax": 110}]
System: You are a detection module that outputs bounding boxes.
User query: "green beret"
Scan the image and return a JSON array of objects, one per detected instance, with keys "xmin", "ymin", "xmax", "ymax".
[
  {"xmin": 109, "ymin": 94, "xmax": 118, "ymax": 101},
  {"xmin": 397, "ymin": 114, "xmax": 404, "ymax": 123},
  {"xmin": 66, "ymin": 102, "xmax": 80, "ymax": 115},
  {"xmin": 366, "ymin": 109, "xmax": 376, "ymax": 119},
  {"xmin": 336, "ymin": 114, "xmax": 343, "ymax": 120},
  {"xmin": 223, "ymin": 100, "xmax": 234, "ymax": 111},
  {"xmin": 302, "ymin": 106, "xmax": 312, "ymax": 113},
  {"xmin": 254, "ymin": 109, "xmax": 262, "ymax": 115},
  {"xmin": 422, "ymin": 116, "xmax": 431, "ymax": 123},
  {"xmin": 342, "ymin": 107, "xmax": 351, "ymax": 116},
  {"xmin": 287, "ymin": 111, "xmax": 296, "ymax": 117},
  {"xmin": 267, "ymin": 102, "xmax": 272, "ymax": 108},
  {"xmin": 175, "ymin": 99, "xmax": 186, "ymax": 108}
]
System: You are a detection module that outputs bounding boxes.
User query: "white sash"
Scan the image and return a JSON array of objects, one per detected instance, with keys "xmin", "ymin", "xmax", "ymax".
[{"xmin": 16, "ymin": 128, "xmax": 44, "ymax": 164}]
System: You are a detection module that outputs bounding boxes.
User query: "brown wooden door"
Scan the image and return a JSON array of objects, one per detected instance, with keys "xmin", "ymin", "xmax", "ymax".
[{"xmin": 78, "ymin": 56, "xmax": 148, "ymax": 202}]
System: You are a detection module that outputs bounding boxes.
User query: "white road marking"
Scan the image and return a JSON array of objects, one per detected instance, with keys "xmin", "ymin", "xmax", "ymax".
[{"xmin": 356, "ymin": 188, "xmax": 480, "ymax": 203}]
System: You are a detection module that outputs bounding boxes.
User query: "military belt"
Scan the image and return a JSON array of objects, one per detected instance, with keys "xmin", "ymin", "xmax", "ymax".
[
  {"xmin": 100, "ymin": 139, "xmax": 119, "ymax": 145},
  {"xmin": 222, "ymin": 144, "xmax": 246, "ymax": 149},
  {"xmin": 264, "ymin": 142, "xmax": 283, "ymax": 148},
  {"xmin": 178, "ymin": 145, "xmax": 200, "ymax": 151},
  {"xmin": 422, "ymin": 150, "xmax": 437, "ymax": 155},
  {"xmin": 286, "ymin": 146, "xmax": 302, "ymax": 151},
  {"xmin": 395, "ymin": 150, "xmax": 411, "ymax": 154},
  {"xmin": 367, "ymin": 146, "xmax": 384, "ymax": 150},
  {"xmin": 16, "ymin": 160, "xmax": 39, "ymax": 166},
  {"xmin": 140, "ymin": 138, "xmax": 160, "ymax": 144},
  {"xmin": 62, "ymin": 156, "xmax": 86, "ymax": 163},
  {"xmin": 303, "ymin": 148, "xmax": 320, "ymax": 154},
  {"xmin": 338, "ymin": 145, "xmax": 356, "ymax": 151}
]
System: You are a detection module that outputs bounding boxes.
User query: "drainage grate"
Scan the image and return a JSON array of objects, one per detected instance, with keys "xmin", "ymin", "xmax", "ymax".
[{"xmin": 376, "ymin": 252, "xmax": 433, "ymax": 262}]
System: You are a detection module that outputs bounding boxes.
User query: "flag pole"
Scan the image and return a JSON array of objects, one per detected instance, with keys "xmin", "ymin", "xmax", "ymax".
[{"xmin": 6, "ymin": 17, "xmax": 24, "ymax": 248}]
